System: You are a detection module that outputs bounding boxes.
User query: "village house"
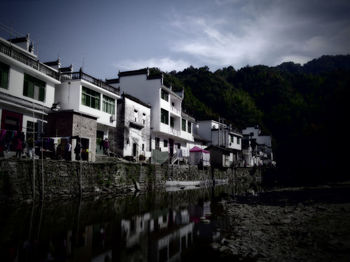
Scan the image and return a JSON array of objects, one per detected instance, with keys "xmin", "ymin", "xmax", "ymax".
[
  {"xmin": 115, "ymin": 92, "xmax": 151, "ymax": 160},
  {"xmin": 48, "ymin": 68, "xmax": 120, "ymax": 162},
  {"xmin": 0, "ymin": 34, "xmax": 60, "ymax": 157},
  {"xmin": 242, "ymin": 126, "xmax": 274, "ymax": 166},
  {"xmin": 196, "ymin": 119, "xmax": 243, "ymax": 167},
  {"xmin": 107, "ymin": 68, "xmax": 196, "ymax": 164}
]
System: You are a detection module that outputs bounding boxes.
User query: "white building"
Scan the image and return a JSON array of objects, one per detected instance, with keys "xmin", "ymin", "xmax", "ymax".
[
  {"xmin": 0, "ymin": 35, "xmax": 60, "ymax": 155},
  {"xmin": 242, "ymin": 126, "xmax": 274, "ymax": 166},
  {"xmin": 197, "ymin": 120, "xmax": 242, "ymax": 150},
  {"xmin": 196, "ymin": 119, "xmax": 243, "ymax": 167},
  {"xmin": 108, "ymin": 69, "xmax": 196, "ymax": 163},
  {"xmin": 53, "ymin": 68, "xmax": 120, "ymax": 161},
  {"xmin": 116, "ymin": 93, "xmax": 151, "ymax": 160}
]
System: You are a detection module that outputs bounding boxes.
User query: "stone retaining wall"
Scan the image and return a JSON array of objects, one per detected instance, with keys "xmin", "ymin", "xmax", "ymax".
[{"xmin": 0, "ymin": 159, "xmax": 261, "ymax": 202}]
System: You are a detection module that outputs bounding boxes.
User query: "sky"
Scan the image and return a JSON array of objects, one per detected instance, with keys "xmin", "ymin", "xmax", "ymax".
[{"xmin": 1, "ymin": 0, "xmax": 350, "ymax": 78}]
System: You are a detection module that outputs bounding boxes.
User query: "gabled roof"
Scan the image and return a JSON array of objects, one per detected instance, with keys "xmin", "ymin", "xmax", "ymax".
[
  {"xmin": 8, "ymin": 35, "xmax": 29, "ymax": 44},
  {"xmin": 118, "ymin": 68, "xmax": 148, "ymax": 77},
  {"xmin": 181, "ymin": 112, "xmax": 195, "ymax": 122},
  {"xmin": 44, "ymin": 59, "xmax": 60, "ymax": 67},
  {"xmin": 193, "ymin": 133, "xmax": 210, "ymax": 143},
  {"xmin": 118, "ymin": 68, "xmax": 163, "ymax": 80},
  {"xmin": 205, "ymin": 145, "xmax": 240, "ymax": 153},
  {"xmin": 105, "ymin": 78, "xmax": 120, "ymax": 84}
]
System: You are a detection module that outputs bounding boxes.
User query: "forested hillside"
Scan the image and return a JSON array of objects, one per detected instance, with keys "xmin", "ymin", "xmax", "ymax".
[{"xmin": 162, "ymin": 55, "xmax": 350, "ymax": 184}]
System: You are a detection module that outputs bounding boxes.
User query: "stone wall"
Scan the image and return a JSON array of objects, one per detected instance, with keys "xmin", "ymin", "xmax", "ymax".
[{"xmin": 0, "ymin": 159, "xmax": 261, "ymax": 203}]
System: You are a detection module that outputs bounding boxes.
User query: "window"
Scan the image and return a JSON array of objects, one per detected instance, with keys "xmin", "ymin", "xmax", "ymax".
[
  {"xmin": 187, "ymin": 121, "xmax": 192, "ymax": 133},
  {"xmin": 23, "ymin": 74, "xmax": 45, "ymax": 101},
  {"xmin": 182, "ymin": 119, "xmax": 186, "ymax": 131},
  {"xmin": 155, "ymin": 137, "xmax": 160, "ymax": 149},
  {"xmin": 237, "ymin": 137, "xmax": 241, "ymax": 144},
  {"xmin": 0, "ymin": 62, "xmax": 9, "ymax": 89},
  {"xmin": 164, "ymin": 140, "xmax": 168, "ymax": 147},
  {"xmin": 142, "ymin": 113, "xmax": 146, "ymax": 124},
  {"xmin": 82, "ymin": 87, "xmax": 100, "ymax": 109},
  {"xmin": 142, "ymin": 144, "xmax": 145, "ymax": 151},
  {"xmin": 177, "ymin": 143, "xmax": 181, "ymax": 149},
  {"xmin": 230, "ymin": 135, "xmax": 234, "ymax": 143},
  {"xmin": 161, "ymin": 108, "xmax": 169, "ymax": 125},
  {"xmin": 102, "ymin": 95, "xmax": 115, "ymax": 114},
  {"xmin": 161, "ymin": 89, "xmax": 169, "ymax": 101},
  {"xmin": 170, "ymin": 117, "xmax": 175, "ymax": 128},
  {"xmin": 134, "ymin": 109, "xmax": 138, "ymax": 122}
]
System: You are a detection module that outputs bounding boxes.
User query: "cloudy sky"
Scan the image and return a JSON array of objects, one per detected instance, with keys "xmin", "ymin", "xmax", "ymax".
[{"xmin": 1, "ymin": 0, "xmax": 349, "ymax": 78}]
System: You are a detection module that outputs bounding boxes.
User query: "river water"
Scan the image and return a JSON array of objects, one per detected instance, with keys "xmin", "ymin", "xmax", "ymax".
[{"xmin": 0, "ymin": 185, "xmax": 241, "ymax": 262}]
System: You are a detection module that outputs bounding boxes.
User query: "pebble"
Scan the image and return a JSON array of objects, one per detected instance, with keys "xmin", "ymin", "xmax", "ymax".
[{"xmin": 211, "ymin": 201, "xmax": 350, "ymax": 261}]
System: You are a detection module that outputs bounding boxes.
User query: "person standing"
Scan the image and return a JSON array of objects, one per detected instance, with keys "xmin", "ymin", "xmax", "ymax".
[
  {"xmin": 15, "ymin": 136, "xmax": 23, "ymax": 159},
  {"xmin": 103, "ymin": 138, "xmax": 109, "ymax": 155},
  {"xmin": 74, "ymin": 140, "xmax": 81, "ymax": 161},
  {"xmin": 65, "ymin": 140, "xmax": 72, "ymax": 161}
]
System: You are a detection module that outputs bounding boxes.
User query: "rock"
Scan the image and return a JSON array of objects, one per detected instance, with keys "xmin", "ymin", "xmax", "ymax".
[
  {"xmin": 219, "ymin": 246, "xmax": 230, "ymax": 253},
  {"xmin": 210, "ymin": 242, "xmax": 220, "ymax": 250}
]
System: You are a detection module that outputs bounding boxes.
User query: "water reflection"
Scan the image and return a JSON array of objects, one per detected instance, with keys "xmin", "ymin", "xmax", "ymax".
[{"xmin": 0, "ymin": 186, "xmax": 233, "ymax": 262}]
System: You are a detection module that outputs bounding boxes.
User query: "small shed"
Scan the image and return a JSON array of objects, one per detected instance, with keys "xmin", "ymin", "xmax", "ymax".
[{"xmin": 189, "ymin": 146, "xmax": 210, "ymax": 166}]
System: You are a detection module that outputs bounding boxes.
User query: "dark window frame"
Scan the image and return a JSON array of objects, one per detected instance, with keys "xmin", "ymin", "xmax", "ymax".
[
  {"xmin": 161, "ymin": 89, "xmax": 169, "ymax": 101},
  {"xmin": 102, "ymin": 94, "xmax": 115, "ymax": 114},
  {"xmin": 161, "ymin": 108, "xmax": 169, "ymax": 125},
  {"xmin": 82, "ymin": 86, "xmax": 100, "ymax": 110},
  {"xmin": 182, "ymin": 119, "xmax": 186, "ymax": 131},
  {"xmin": 0, "ymin": 61, "xmax": 9, "ymax": 89},
  {"xmin": 23, "ymin": 74, "xmax": 46, "ymax": 102}
]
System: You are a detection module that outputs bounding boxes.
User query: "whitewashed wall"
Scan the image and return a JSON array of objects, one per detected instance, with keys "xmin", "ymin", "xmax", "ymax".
[
  {"xmin": 55, "ymin": 79, "xmax": 119, "ymax": 127},
  {"xmin": 0, "ymin": 53, "xmax": 58, "ymax": 109},
  {"xmin": 122, "ymin": 97, "xmax": 151, "ymax": 158}
]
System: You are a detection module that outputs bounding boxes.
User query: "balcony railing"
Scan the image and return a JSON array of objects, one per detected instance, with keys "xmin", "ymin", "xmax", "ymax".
[
  {"xmin": 0, "ymin": 40, "xmax": 60, "ymax": 80},
  {"xmin": 61, "ymin": 71, "xmax": 120, "ymax": 95},
  {"xmin": 170, "ymin": 128, "xmax": 180, "ymax": 137},
  {"xmin": 170, "ymin": 106, "xmax": 181, "ymax": 115}
]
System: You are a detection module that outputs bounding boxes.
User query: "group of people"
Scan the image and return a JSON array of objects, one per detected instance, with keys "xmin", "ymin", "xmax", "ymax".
[
  {"xmin": 57, "ymin": 139, "xmax": 88, "ymax": 161},
  {"xmin": 0, "ymin": 131, "xmax": 31, "ymax": 159},
  {"xmin": 0, "ymin": 131, "xmax": 111, "ymax": 161}
]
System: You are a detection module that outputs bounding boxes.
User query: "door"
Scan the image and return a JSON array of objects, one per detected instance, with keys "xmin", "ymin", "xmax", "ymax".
[
  {"xmin": 169, "ymin": 139, "xmax": 174, "ymax": 156},
  {"xmin": 132, "ymin": 143, "xmax": 137, "ymax": 157},
  {"xmin": 96, "ymin": 130, "xmax": 104, "ymax": 155}
]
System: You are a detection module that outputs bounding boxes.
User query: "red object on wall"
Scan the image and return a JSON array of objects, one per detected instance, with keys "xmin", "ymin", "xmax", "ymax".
[{"xmin": 1, "ymin": 110, "xmax": 23, "ymax": 131}]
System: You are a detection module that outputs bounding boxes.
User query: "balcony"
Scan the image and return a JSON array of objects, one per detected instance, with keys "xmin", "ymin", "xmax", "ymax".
[
  {"xmin": 170, "ymin": 105, "xmax": 181, "ymax": 116},
  {"xmin": 129, "ymin": 120, "xmax": 144, "ymax": 130},
  {"xmin": 0, "ymin": 39, "xmax": 60, "ymax": 80},
  {"xmin": 61, "ymin": 70, "xmax": 120, "ymax": 95},
  {"xmin": 170, "ymin": 128, "xmax": 180, "ymax": 137}
]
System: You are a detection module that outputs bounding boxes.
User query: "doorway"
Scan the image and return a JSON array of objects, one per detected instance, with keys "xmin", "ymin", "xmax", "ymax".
[
  {"xmin": 132, "ymin": 143, "xmax": 137, "ymax": 157},
  {"xmin": 96, "ymin": 130, "xmax": 104, "ymax": 155},
  {"xmin": 169, "ymin": 139, "xmax": 174, "ymax": 156}
]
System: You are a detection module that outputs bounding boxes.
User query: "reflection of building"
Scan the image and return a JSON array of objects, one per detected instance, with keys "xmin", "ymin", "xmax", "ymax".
[
  {"xmin": 120, "ymin": 208, "xmax": 194, "ymax": 262},
  {"xmin": 157, "ymin": 223, "xmax": 194, "ymax": 262}
]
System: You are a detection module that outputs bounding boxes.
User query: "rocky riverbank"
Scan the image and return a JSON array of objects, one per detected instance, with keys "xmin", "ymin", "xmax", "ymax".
[{"xmin": 211, "ymin": 186, "xmax": 350, "ymax": 261}]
